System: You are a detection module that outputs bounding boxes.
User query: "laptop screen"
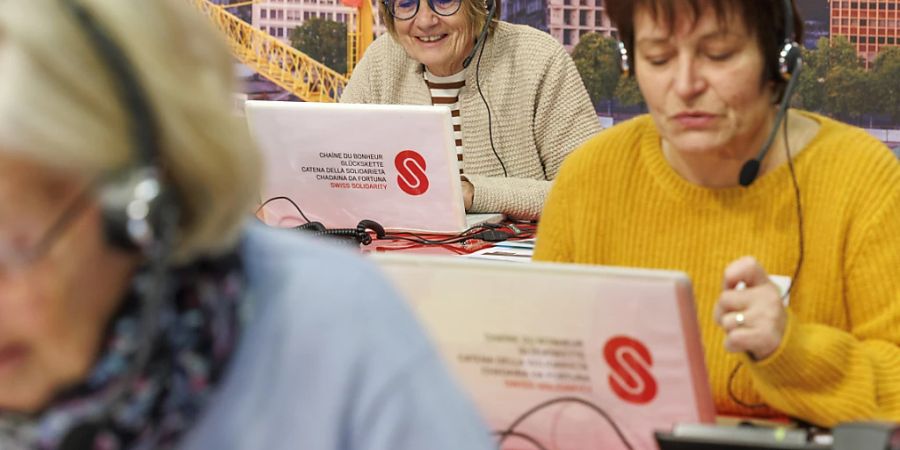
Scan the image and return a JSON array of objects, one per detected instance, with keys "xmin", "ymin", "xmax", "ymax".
[
  {"xmin": 372, "ymin": 254, "xmax": 715, "ymax": 450},
  {"xmin": 246, "ymin": 101, "xmax": 475, "ymax": 233}
]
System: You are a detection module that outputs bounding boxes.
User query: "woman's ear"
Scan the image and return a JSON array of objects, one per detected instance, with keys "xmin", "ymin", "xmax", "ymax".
[{"xmin": 769, "ymin": 80, "xmax": 783, "ymax": 104}]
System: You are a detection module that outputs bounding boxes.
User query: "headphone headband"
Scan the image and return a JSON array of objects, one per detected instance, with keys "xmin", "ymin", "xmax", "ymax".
[
  {"xmin": 60, "ymin": 0, "xmax": 173, "ymax": 252},
  {"xmin": 616, "ymin": 0, "xmax": 800, "ymax": 80},
  {"xmin": 61, "ymin": 0, "xmax": 160, "ymax": 169}
]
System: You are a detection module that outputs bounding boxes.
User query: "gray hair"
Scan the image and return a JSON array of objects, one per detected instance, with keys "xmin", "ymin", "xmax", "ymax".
[{"xmin": 0, "ymin": 0, "xmax": 261, "ymax": 261}]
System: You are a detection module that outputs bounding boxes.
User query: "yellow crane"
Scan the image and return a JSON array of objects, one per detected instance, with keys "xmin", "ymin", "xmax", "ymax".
[
  {"xmin": 342, "ymin": 0, "xmax": 375, "ymax": 76},
  {"xmin": 189, "ymin": 0, "xmax": 374, "ymax": 101},
  {"xmin": 217, "ymin": 0, "xmax": 373, "ymax": 72},
  {"xmin": 189, "ymin": 0, "xmax": 348, "ymax": 102}
]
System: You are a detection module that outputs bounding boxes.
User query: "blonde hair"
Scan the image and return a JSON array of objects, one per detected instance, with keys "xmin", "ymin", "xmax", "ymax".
[
  {"xmin": 0, "ymin": 0, "xmax": 261, "ymax": 261},
  {"xmin": 379, "ymin": 0, "xmax": 500, "ymax": 44}
]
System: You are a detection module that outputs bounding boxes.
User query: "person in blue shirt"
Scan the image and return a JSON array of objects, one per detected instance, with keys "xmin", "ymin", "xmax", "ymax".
[{"xmin": 0, "ymin": 0, "xmax": 493, "ymax": 449}]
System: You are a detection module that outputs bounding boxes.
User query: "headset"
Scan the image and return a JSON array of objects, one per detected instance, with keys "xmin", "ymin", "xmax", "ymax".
[
  {"xmin": 616, "ymin": 0, "xmax": 802, "ymax": 187},
  {"xmin": 739, "ymin": 0, "xmax": 802, "ymax": 187},
  {"xmin": 462, "ymin": 0, "xmax": 497, "ymax": 69},
  {"xmin": 62, "ymin": 0, "xmax": 174, "ymax": 252},
  {"xmin": 55, "ymin": 0, "xmax": 177, "ymax": 447},
  {"xmin": 256, "ymin": 196, "xmax": 386, "ymax": 246},
  {"xmin": 462, "ymin": 0, "xmax": 510, "ymax": 177},
  {"xmin": 295, "ymin": 219, "xmax": 387, "ymax": 246}
]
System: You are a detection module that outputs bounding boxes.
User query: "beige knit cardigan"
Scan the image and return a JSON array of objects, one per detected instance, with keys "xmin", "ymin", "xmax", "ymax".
[{"xmin": 341, "ymin": 22, "xmax": 601, "ymax": 219}]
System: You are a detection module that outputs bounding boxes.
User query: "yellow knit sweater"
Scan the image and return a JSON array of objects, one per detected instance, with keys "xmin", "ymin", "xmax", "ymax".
[{"xmin": 533, "ymin": 112, "xmax": 900, "ymax": 427}]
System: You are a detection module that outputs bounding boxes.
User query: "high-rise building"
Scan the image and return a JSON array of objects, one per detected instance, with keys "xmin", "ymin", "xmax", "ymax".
[
  {"xmin": 209, "ymin": 0, "xmax": 253, "ymax": 22},
  {"xmin": 804, "ymin": 19, "xmax": 832, "ymax": 48},
  {"xmin": 797, "ymin": 0, "xmax": 830, "ymax": 48},
  {"xmin": 502, "ymin": 0, "xmax": 548, "ymax": 31},
  {"xmin": 503, "ymin": 0, "xmax": 615, "ymax": 51},
  {"xmin": 829, "ymin": 0, "xmax": 899, "ymax": 68},
  {"xmin": 252, "ymin": 0, "xmax": 386, "ymax": 44}
]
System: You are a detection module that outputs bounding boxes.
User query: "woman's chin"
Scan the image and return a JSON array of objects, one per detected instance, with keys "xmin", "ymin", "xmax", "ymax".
[
  {"xmin": 0, "ymin": 362, "xmax": 58, "ymax": 414},
  {"xmin": 0, "ymin": 391, "xmax": 51, "ymax": 415},
  {"xmin": 665, "ymin": 132, "xmax": 728, "ymax": 155}
]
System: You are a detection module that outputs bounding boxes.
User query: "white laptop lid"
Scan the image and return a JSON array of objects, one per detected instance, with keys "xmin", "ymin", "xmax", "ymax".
[
  {"xmin": 246, "ymin": 101, "xmax": 493, "ymax": 233},
  {"xmin": 372, "ymin": 254, "xmax": 715, "ymax": 450}
]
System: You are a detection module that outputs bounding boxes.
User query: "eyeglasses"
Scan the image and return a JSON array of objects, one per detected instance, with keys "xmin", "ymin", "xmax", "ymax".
[
  {"xmin": 0, "ymin": 187, "xmax": 93, "ymax": 276},
  {"xmin": 383, "ymin": 0, "xmax": 462, "ymax": 20}
]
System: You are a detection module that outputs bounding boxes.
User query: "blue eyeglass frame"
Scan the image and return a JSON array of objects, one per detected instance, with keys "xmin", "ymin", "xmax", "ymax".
[{"xmin": 382, "ymin": 0, "xmax": 462, "ymax": 20}]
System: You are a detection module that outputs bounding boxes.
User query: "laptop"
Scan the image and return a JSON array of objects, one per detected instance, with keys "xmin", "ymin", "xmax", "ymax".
[
  {"xmin": 245, "ymin": 101, "xmax": 503, "ymax": 234},
  {"xmin": 655, "ymin": 425, "xmax": 829, "ymax": 450},
  {"xmin": 371, "ymin": 254, "xmax": 715, "ymax": 450}
]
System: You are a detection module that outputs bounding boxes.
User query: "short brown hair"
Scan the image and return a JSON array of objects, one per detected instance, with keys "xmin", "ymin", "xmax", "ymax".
[
  {"xmin": 379, "ymin": 0, "xmax": 501, "ymax": 43},
  {"xmin": 606, "ymin": 0, "xmax": 804, "ymax": 88}
]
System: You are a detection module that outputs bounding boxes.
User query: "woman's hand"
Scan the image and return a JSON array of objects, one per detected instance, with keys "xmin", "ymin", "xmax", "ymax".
[
  {"xmin": 462, "ymin": 180, "xmax": 474, "ymax": 210},
  {"xmin": 714, "ymin": 256, "xmax": 788, "ymax": 361}
]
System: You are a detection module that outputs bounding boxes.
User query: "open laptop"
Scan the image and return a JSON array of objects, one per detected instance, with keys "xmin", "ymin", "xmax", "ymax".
[
  {"xmin": 655, "ymin": 426, "xmax": 828, "ymax": 450},
  {"xmin": 372, "ymin": 254, "xmax": 715, "ymax": 450},
  {"xmin": 245, "ymin": 101, "xmax": 503, "ymax": 234}
]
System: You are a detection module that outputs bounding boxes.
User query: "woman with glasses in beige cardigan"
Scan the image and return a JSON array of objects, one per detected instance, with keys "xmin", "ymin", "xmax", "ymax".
[{"xmin": 342, "ymin": 0, "xmax": 601, "ymax": 220}]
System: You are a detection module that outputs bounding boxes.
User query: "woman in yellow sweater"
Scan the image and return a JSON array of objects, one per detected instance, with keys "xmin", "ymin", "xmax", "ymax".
[{"xmin": 534, "ymin": 0, "xmax": 900, "ymax": 427}]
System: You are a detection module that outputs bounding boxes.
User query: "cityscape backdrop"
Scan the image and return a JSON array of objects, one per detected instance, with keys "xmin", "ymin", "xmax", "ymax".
[{"xmin": 212, "ymin": 0, "xmax": 900, "ymax": 143}]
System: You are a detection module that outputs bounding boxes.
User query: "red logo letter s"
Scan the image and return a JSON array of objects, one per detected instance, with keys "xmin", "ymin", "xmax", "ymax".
[
  {"xmin": 603, "ymin": 336, "xmax": 658, "ymax": 404},
  {"xmin": 394, "ymin": 150, "xmax": 430, "ymax": 196}
]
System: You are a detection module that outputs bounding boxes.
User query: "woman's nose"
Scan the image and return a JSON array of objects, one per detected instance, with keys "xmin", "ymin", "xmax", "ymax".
[
  {"xmin": 413, "ymin": 0, "xmax": 439, "ymax": 25},
  {"xmin": 672, "ymin": 55, "xmax": 707, "ymax": 101}
]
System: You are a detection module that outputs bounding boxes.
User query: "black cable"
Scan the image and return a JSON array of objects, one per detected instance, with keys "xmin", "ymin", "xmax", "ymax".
[
  {"xmin": 256, "ymin": 196, "xmax": 311, "ymax": 224},
  {"xmin": 256, "ymin": 200, "xmax": 521, "ymax": 248},
  {"xmin": 782, "ymin": 110, "xmax": 805, "ymax": 302},
  {"xmin": 380, "ymin": 228, "xmax": 506, "ymax": 245},
  {"xmin": 381, "ymin": 223, "xmax": 489, "ymax": 241},
  {"xmin": 378, "ymin": 221, "xmax": 529, "ymax": 245},
  {"xmin": 726, "ymin": 362, "xmax": 767, "ymax": 409},
  {"xmin": 491, "ymin": 430, "xmax": 549, "ymax": 450},
  {"xmin": 128, "ymin": 192, "xmax": 178, "ymax": 405},
  {"xmin": 381, "ymin": 223, "xmax": 500, "ymax": 243},
  {"xmin": 388, "ymin": 229, "xmax": 511, "ymax": 244},
  {"xmin": 727, "ymin": 110, "xmax": 805, "ymax": 410},
  {"xmin": 495, "ymin": 396, "xmax": 634, "ymax": 450},
  {"xmin": 255, "ymin": 194, "xmax": 511, "ymax": 247},
  {"xmin": 306, "ymin": 228, "xmax": 370, "ymax": 245},
  {"xmin": 474, "ymin": 33, "xmax": 508, "ymax": 178}
]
